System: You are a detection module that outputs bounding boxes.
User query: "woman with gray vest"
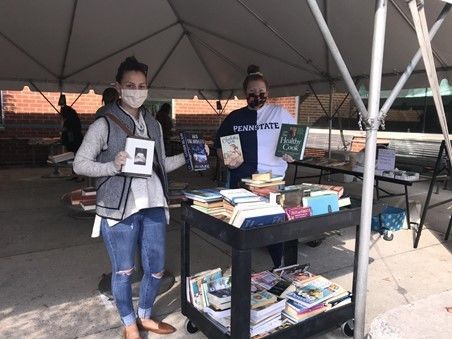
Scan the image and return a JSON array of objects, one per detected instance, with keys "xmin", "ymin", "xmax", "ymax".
[{"xmin": 74, "ymin": 57, "xmax": 190, "ymax": 339}]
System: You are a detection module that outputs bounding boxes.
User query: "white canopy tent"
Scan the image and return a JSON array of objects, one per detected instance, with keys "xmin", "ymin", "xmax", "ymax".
[
  {"xmin": 0, "ymin": 0, "xmax": 451, "ymax": 98},
  {"xmin": 1, "ymin": 1, "xmax": 451, "ymax": 337}
]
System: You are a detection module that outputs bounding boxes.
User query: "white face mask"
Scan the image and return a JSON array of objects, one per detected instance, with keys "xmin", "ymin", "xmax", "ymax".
[{"xmin": 121, "ymin": 89, "xmax": 148, "ymax": 108}]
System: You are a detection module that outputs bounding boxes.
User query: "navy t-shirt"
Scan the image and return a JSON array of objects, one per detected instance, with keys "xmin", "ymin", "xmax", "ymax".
[{"xmin": 214, "ymin": 104, "xmax": 296, "ymax": 188}]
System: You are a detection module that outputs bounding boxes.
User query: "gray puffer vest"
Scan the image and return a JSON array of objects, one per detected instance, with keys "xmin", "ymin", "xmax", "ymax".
[{"xmin": 95, "ymin": 102, "xmax": 168, "ymax": 220}]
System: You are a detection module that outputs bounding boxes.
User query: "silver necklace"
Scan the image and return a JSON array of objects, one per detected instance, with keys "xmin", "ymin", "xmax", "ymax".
[
  {"xmin": 120, "ymin": 104, "xmax": 145, "ymax": 133},
  {"xmin": 133, "ymin": 115, "xmax": 145, "ymax": 132}
]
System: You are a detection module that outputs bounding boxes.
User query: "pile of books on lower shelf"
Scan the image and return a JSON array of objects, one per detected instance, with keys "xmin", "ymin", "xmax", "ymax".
[
  {"xmin": 167, "ymin": 181, "xmax": 189, "ymax": 208},
  {"xmin": 69, "ymin": 186, "xmax": 96, "ymax": 210},
  {"xmin": 186, "ymin": 265, "xmax": 352, "ymax": 338},
  {"xmin": 183, "ymin": 177, "xmax": 352, "ymax": 229}
]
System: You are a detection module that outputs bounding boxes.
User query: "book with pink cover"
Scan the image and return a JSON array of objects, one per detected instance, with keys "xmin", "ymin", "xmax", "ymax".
[{"xmin": 285, "ymin": 206, "xmax": 312, "ymax": 220}]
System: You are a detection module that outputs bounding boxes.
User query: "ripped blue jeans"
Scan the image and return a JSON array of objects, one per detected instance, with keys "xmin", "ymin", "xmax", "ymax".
[{"xmin": 101, "ymin": 207, "xmax": 166, "ymax": 326}]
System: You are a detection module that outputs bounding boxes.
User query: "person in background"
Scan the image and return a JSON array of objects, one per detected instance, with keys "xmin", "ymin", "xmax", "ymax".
[
  {"xmin": 214, "ymin": 64, "xmax": 296, "ymax": 269},
  {"xmin": 74, "ymin": 56, "xmax": 196, "ymax": 339},
  {"xmin": 103, "ymin": 87, "xmax": 120, "ymax": 105},
  {"xmin": 155, "ymin": 103, "xmax": 173, "ymax": 155},
  {"xmin": 61, "ymin": 105, "xmax": 83, "ymax": 154},
  {"xmin": 95, "ymin": 87, "xmax": 119, "ymax": 118}
]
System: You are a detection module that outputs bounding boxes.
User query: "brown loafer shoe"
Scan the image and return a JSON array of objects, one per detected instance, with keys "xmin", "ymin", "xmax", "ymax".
[
  {"xmin": 137, "ymin": 318, "xmax": 176, "ymax": 335},
  {"xmin": 123, "ymin": 324, "xmax": 141, "ymax": 339}
]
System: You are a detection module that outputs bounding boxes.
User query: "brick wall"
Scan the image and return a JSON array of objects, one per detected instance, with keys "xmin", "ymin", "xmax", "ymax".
[
  {"xmin": 0, "ymin": 89, "xmax": 299, "ymax": 166},
  {"xmin": 299, "ymin": 93, "xmax": 353, "ymax": 126},
  {"xmin": 1, "ymin": 87, "xmax": 99, "ymax": 166},
  {"xmin": 174, "ymin": 96, "xmax": 298, "ymax": 140}
]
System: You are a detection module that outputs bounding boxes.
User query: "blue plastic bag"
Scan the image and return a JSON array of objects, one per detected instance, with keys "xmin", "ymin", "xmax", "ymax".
[{"xmin": 371, "ymin": 206, "xmax": 406, "ymax": 233}]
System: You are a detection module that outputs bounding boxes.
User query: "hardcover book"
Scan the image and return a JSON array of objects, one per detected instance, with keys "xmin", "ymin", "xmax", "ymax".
[
  {"xmin": 219, "ymin": 188, "xmax": 263, "ymax": 205},
  {"xmin": 231, "ymin": 205, "xmax": 286, "ymax": 229},
  {"xmin": 122, "ymin": 137, "xmax": 155, "ymax": 177},
  {"xmin": 275, "ymin": 124, "xmax": 310, "ymax": 160},
  {"xmin": 180, "ymin": 131, "xmax": 209, "ymax": 171},
  {"xmin": 220, "ymin": 134, "xmax": 244, "ymax": 167},
  {"xmin": 302, "ymin": 194, "xmax": 339, "ymax": 216},
  {"xmin": 184, "ymin": 188, "xmax": 223, "ymax": 202},
  {"xmin": 285, "ymin": 206, "xmax": 312, "ymax": 220}
]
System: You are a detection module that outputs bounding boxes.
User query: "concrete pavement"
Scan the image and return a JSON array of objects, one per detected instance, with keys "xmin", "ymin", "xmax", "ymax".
[{"xmin": 0, "ymin": 165, "xmax": 450, "ymax": 338}]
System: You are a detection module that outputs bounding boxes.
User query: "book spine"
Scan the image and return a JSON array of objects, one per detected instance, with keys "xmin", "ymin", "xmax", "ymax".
[{"xmin": 179, "ymin": 132, "xmax": 193, "ymax": 171}]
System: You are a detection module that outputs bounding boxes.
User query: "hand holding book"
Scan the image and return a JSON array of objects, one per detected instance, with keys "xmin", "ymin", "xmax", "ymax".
[
  {"xmin": 281, "ymin": 153, "xmax": 295, "ymax": 163},
  {"xmin": 114, "ymin": 151, "xmax": 129, "ymax": 171},
  {"xmin": 225, "ymin": 155, "xmax": 244, "ymax": 169}
]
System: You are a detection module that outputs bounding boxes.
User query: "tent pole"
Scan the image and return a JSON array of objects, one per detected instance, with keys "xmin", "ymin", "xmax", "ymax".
[
  {"xmin": 148, "ymin": 32, "xmax": 185, "ymax": 86},
  {"xmin": 220, "ymin": 91, "xmax": 234, "ymax": 116},
  {"xmin": 184, "ymin": 22, "xmax": 318, "ymax": 76},
  {"xmin": 29, "ymin": 80, "xmax": 60, "ymax": 114},
  {"xmin": 235, "ymin": 0, "xmax": 327, "ymax": 78},
  {"xmin": 380, "ymin": 2, "xmax": 451, "ymax": 117},
  {"xmin": 307, "ymin": 0, "xmax": 369, "ymax": 120},
  {"xmin": 190, "ymin": 33, "xmax": 244, "ymax": 75},
  {"xmin": 198, "ymin": 90, "xmax": 220, "ymax": 115},
  {"xmin": 0, "ymin": 31, "xmax": 58, "ymax": 79},
  {"xmin": 354, "ymin": 1, "xmax": 387, "ymax": 338},
  {"xmin": 408, "ymin": 0, "xmax": 452, "ymax": 161},
  {"xmin": 70, "ymin": 83, "xmax": 90, "ymax": 107},
  {"xmin": 63, "ymin": 22, "xmax": 179, "ymax": 80},
  {"xmin": 328, "ymin": 83, "xmax": 335, "ymax": 159},
  {"xmin": 308, "ymin": 83, "xmax": 329, "ymax": 116},
  {"xmin": 389, "ymin": 0, "xmax": 448, "ymax": 67}
]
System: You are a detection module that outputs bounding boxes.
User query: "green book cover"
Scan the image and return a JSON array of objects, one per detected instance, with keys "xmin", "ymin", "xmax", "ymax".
[{"xmin": 275, "ymin": 124, "xmax": 310, "ymax": 160}]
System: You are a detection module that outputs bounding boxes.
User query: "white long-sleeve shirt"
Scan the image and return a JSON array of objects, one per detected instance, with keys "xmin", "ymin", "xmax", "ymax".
[{"xmin": 74, "ymin": 110, "xmax": 185, "ymax": 237}]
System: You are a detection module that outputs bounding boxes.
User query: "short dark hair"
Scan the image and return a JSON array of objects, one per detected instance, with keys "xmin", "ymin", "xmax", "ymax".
[
  {"xmin": 102, "ymin": 87, "xmax": 119, "ymax": 105},
  {"xmin": 242, "ymin": 64, "xmax": 269, "ymax": 92},
  {"xmin": 159, "ymin": 103, "xmax": 171, "ymax": 114},
  {"xmin": 116, "ymin": 56, "xmax": 148, "ymax": 83}
]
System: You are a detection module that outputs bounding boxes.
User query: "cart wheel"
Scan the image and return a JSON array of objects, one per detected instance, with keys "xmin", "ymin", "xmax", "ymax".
[
  {"xmin": 307, "ymin": 239, "xmax": 323, "ymax": 247},
  {"xmin": 383, "ymin": 231, "xmax": 394, "ymax": 241},
  {"xmin": 186, "ymin": 320, "xmax": 199, "ymax": 334},
  {"xmin": 341, "ymin": 319, "xmax": 354, "ymax": 337}
]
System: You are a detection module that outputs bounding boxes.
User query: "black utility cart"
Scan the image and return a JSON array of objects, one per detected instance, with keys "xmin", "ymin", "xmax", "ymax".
[{"xmin": 181, "ymin": 201, "xmax": 373, "ymax": 339}]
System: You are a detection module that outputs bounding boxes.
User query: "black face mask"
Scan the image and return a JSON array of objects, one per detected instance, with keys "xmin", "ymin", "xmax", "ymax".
[{"xmin": 247, "ymin": 93, "xmax": 267, "ymax": 109}]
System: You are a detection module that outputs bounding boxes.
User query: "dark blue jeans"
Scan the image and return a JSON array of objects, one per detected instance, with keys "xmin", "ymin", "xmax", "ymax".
[{"xmin": 101, "ymin": 207, "xmax": 166, "ymax": 326}]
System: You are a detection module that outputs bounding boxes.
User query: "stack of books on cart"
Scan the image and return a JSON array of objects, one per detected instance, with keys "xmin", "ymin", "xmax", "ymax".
[
  {"xmin": 183, "ymin": 181, "xmax": 351, "ymax": 228},
  {"xmin": 183, "ymin": 188, "xmax": 229, "ymax": 220},
  {"xmin": 186, "ymin": 265, "xmax": 352, "ymax": 338},
  {"xmin": 241, "ymin": 172, "xmax": 286, "ymax": 196},
  {"xmin": 184, "ymin": 187, "xmax": 289, "ymax": 228}
]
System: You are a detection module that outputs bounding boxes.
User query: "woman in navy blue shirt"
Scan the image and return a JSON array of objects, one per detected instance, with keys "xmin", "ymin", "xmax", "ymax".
[{"xmin": 215, "ymin": 65, "xmax": 296, "ymax": 268}]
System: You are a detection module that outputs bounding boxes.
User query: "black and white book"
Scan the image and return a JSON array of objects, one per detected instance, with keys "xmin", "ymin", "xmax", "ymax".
[{"xmin": 122, "ymin": 136, "xmax": 155, "ymax": 177}]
